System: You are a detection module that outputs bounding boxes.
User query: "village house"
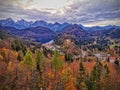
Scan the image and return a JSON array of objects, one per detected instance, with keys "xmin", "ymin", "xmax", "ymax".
[
  {"xmin": 109, "ymin": 57, "xmax": 116, "ymax": 63},
  {"xmin": 94, "ymin": 53, "xmax": 110, "ymax": 62}
]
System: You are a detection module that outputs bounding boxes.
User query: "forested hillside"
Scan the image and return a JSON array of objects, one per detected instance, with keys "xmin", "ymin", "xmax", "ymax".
[{"xmin": 0, "ymin": 28, "xmax": 120, "ymax": 90}]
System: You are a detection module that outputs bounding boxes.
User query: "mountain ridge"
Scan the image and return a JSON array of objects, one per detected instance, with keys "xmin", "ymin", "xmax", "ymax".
[
  {"xmin": 0, "ymin": 18, "xmax": 120, "ymax": 44},
  {"xmin": 0, "ymin": 18, "xmax": 120, "ymax": 32},
  {"xmin": 0, "ymin": 25, "xmax": 56, "ymax": 44}
]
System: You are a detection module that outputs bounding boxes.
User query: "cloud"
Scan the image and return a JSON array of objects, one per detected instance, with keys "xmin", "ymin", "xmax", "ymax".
[
  {"xmin": 0, "ymin": 0, "xmax": 120, "ymax": 26},
  {"xmin": 61, "ymin": 0, "xmax": 120, "ymax": 25}
]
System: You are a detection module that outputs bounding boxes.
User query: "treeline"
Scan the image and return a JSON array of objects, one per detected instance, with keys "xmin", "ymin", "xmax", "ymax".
[{"xmin": 0, "ymin": 50, "xmax": 120, "ymax": 89}]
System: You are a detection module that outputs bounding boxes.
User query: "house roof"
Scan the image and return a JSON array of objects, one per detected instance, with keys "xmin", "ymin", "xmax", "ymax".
[{"xmin": 109, "ymin": 57, "xmax": 116, "ymax": 60}]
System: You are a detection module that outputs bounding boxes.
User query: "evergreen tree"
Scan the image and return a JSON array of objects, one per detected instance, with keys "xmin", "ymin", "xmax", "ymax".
[
  {"xmin": 17, "ymin": 50, "xmax": 24, "ymax": 61},
  {"xmin": 36, "ymin": 50, "xmax": 44, "ymax": 89},
  {"xmin": 0, "ymin": 84, "xmax": 7, "ymax": 90},
  {"xmin": 103, "ymin": 64, "xmax": 110, "ymax": 78},
  {"xmin": 114, "ymin": 59, "xmax": 119, "ymax": 66},
  {"xmin": 12, "ymin": 39, "xmax": 26, "ymax": 53},
  {"xmin": 51, "ymin": 51, "xmax": 63, "ymax": 74},
  {"xmin": 36, "ymin": 50, "xmax": 44, "ymax": 71},
  {"xmin": 21, "ymin": 50, "xmax": 34, "ymax": 69},
  {"xmin": 102, "ymin": 64, "xmax": 111, "ymax": 90},
  {"xmin": 86, "ymin": 62, "xmax": 103, "ymax": 90},
  {"xmin": 77, "ymin": 62, "xmax": 87, "ymax": 90},
  {"xmin": 65, "ymin": 53, "xmax": 73, "ymax": 62}
]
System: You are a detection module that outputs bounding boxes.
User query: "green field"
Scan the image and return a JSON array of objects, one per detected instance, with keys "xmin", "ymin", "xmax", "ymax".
[{"xmin": 110, "ymin": 43, "xmax": 120, "ymax": 48}]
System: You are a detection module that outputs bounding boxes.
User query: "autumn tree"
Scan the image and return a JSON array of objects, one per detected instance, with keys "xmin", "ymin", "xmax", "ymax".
[{"xmin": 0, "ymin": 48, "xmax": 9, "ymax": 63}]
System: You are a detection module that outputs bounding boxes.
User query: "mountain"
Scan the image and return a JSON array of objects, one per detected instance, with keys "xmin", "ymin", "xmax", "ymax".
[
  {"xmin": 86, "ymin": 27, "xmax": 120, "ymax": 39},
  {"xmin": 54, "ymin": 24, "xmax": 86, "ymax": 45},
  {"xmin": 16, "ymin": 19, "xmax": 33, "ymax": 29},
  {"xmin": 0, "ymin": 18, "xmax": 69, "ymax": 32},
  {"xmin": 82, "ymin": 25, "xmax": 120, "ymax": 31},
  {"xmin": 32, "ymin": 21, "xmax": 69, "ymax": 32},
  {"xmin": 104, "ymin": 28, "xmax": 120, "ymax": 39},
  {"xmin": 0, "ymin": 27, "xmax": 10, "ymax": 39},
  {"xmin": 0, "ymin": 18, "xmax": 120, "ymax": 45},
  {"xmin": 21, "ymin": 26, "xmax": 56, "ymax": 43},
  {"xmin": 48, "ymin": 22, "xmax": 70, "ymax": 32},
  {"xmin": 1, "ymin": 26, "xmax": 56, "ymax": 43},
  {"xmin": 32, "ymin": 20, "xmax": 47, "ymax": 27},
  {"xmin": 61, "ymin": 24, "xmax": 85, "ymax": 35},
  {"xmin": 0, "ymin": 18, "xmax": 33, "ymax": 29},
  {"xmin": 54, "ymin": 24, "xmax": 120, "ymax": 46},
  {"xmin": 0, "ymin": 18, "xmax": 15, "ymax": 27},
  {"xmin": 1, "ymin": 18, "xmax": 120, "ymax": 32}
]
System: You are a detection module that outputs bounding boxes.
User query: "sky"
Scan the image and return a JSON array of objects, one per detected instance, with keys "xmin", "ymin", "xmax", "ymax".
[{"xmin": 0, "ymin": 0, "xmax": 120, "ymax": 26}]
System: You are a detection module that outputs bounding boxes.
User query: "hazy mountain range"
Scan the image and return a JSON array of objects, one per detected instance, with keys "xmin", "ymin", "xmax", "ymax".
[
  {"xmin": 0, "ymin": 18, "xmax": 120, "ymax": 44},
  {"xmin": 0, "ymin": 18, "xmax": 120, "ymax": 32},
  {"xmin": 0, "ymin": 18, "xmax": 70, "ymax": 32}
]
